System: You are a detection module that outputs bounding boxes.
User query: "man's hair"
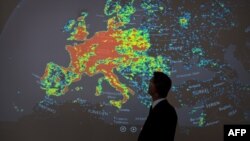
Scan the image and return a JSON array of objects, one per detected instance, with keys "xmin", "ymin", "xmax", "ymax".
[{"xmin": 153, "ymin": 71, "xmax": 172, "ymax": 98}]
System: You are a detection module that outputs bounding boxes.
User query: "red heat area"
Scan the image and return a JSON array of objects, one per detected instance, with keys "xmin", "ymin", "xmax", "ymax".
[
  {"xmin": 74, "ymin": 27, "xmax": 88, "ymax": 41},
  {"xmin": 66, "ymin": 29, "xmax": 123, "ymax": 76}
]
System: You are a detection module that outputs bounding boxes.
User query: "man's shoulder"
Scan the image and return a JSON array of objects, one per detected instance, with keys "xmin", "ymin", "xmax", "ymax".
[
  {"xmin": 157, "ymin": 99, "xmax": 173, "ymax": 108},
  {"xmin": 153, "ymin": 100, "xmax": 178, "ymax": 122},
  {"xmin": 156, "ymin": 100, "xmax": 177, "ymax": 114}
]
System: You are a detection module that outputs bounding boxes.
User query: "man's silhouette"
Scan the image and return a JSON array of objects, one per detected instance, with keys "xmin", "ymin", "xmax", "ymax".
[{"xmin": 138, "ymin": 72, "xmax": 178, "ymax": 141}]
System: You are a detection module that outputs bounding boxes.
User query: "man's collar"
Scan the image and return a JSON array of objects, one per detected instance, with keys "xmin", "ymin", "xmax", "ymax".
[{"xmin": 152, "ymin": 98, "xmax": 166, "ymax": 109}]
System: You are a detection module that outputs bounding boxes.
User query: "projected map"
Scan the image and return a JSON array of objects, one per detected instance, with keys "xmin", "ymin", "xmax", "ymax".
[
  {"xmin": 38, "ymin": 0, "xmax": 250, "ymax": 129},
  {"xmin": 40, "ymin": 3, "xmax": 170, "ymax": 109},
  {"xmin": 0, "ymin": 0, "xmax": 249, "ymax": 138}
]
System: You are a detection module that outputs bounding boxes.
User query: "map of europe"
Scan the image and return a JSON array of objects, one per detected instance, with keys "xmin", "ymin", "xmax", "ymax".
[
  {"xmin": 37, "ymin": 0, "xmax": 250, "ymax": 128},
  {"xmin": 40, "ymin": 0, "xmax": 170, "ymax": 109}
]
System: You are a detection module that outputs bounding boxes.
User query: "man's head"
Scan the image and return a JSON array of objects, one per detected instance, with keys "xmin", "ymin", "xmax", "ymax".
[{"xmin": 148, "ymin": 71, "xmax": 172, "ymax": 99}]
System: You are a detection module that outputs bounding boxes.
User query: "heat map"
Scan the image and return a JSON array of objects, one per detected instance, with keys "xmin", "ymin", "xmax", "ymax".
[{"xmin": 40, "ymin": 0, "xmax": 170, "ymax": 109}]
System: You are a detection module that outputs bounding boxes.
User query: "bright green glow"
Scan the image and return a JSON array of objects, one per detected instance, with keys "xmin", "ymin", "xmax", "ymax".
[
  {"xmin": 179, "ymin": 12, "xmax": 191, "ymax": 29},
  {"xmin": 192, "ymin": 47, "xmax": 203, "ymax": 56},
  {"xmin": 198, "ymin": 112, "xmax": 206, "ymax": 127},
  {"xmin": 96, "ymin": 77, "xmax": 106, "ymax": 96},
  {"xmin": 112, "ymin": 27, "xmax": 171, "ymax": 76},
  {"xmin": 141, "ymin": 2, "xmax": 154, "ymax": 14},
  {"xmin": 159, "ymin": 6, "xmax": 164, "ymax": 11},
  {"xmin": 63, "ymin": 19, "xmax": 76, "ymax": 32},
  {"xmin": 104, "ymin": 0, "xmax": 135, "ymax": 27},
  {"xmin": 40, "ymin": 62, "xmax": 80, "ymax": 96},
  {"xmin": 198, "ymin": 59, "xmax": 210, "ymax": 67},
  {"xmin": 117, "ymin": 3, "xmax": 135, "ymax": 24},
  {"xmin": 179, "ymin": 17, "xmax": 188, "ymax": 28}
]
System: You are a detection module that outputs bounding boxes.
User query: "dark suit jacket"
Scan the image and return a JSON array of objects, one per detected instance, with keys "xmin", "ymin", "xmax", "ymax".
[{"xmin": 138, "ymin": 99, "xmax": 177, "ymax": 141}]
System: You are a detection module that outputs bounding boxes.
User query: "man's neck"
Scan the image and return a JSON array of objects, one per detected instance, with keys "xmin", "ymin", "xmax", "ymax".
[{"xmin": 152, "ymin": 95, "xmax": 160, "ymax": 101}]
